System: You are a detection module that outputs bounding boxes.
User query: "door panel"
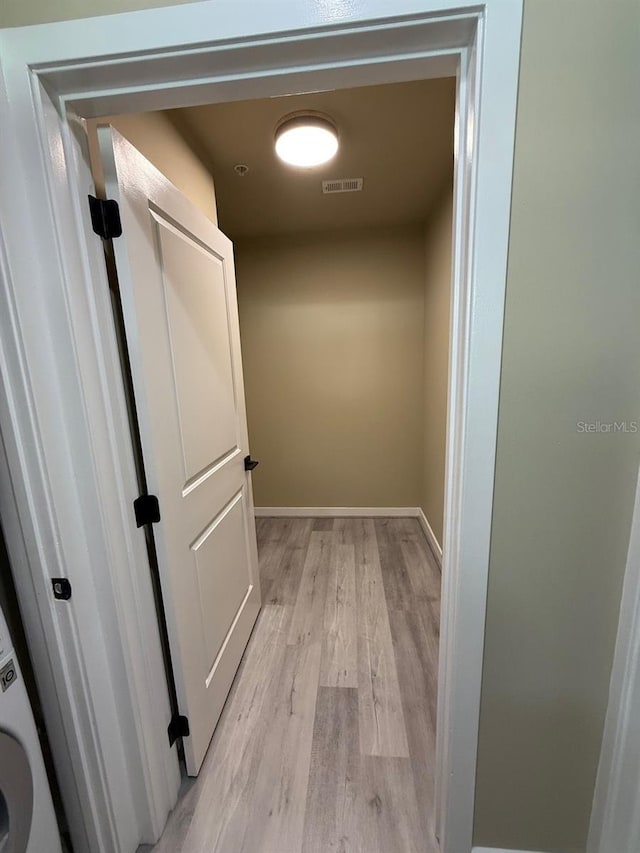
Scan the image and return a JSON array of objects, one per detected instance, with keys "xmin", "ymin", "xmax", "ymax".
[
  {"xmin": 193, "ymin": 492, "xmax": 252, "ymax": 673},
  {"xmin": 99, "ymin": 128, "xmax": 261, "ymax": 775},
  {"xmin": 155, "ymin": 211, "xmax": 238, "ymax": 481}
]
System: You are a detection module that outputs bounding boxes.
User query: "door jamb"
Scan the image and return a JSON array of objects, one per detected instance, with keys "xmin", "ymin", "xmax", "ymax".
[
  {"xmin": 0, "ymin": 3, "xmax": 523, "ymax": 851},
  {"xmin": 587, "ymin": 463, "xmax": 640, "ymax": 853}
]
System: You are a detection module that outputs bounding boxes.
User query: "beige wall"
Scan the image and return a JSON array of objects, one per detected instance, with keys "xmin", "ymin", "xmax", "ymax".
[
  {"xmin": 420, "ymin": 186, "xmax": 453, "ymax": 546},
  {"xmin": 235, "ymin": 225, "xmax": 426, "ymax": 508},
  {"xmin": 86, "ymin": 111, "xmax": 217, "ymax": 223},
  {"xmin": 474, "ymin": 0, "xmax": 640, "ymax": 851}
]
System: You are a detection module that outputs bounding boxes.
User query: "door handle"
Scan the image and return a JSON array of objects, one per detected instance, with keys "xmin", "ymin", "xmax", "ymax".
[{"xmin": 244, "ymin": 455, "xmax": 259, "ymax": 472}]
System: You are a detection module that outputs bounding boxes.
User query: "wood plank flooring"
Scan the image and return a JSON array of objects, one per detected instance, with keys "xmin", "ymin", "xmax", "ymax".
[{"xmin": 147, "ymin": 516, "xmax": 441, "ymax": 853}]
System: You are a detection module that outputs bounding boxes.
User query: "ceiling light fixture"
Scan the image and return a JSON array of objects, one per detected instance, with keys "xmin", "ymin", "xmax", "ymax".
[{"xmin": 274, "ymin": 112, "xmax": 339, "ymax": 168}]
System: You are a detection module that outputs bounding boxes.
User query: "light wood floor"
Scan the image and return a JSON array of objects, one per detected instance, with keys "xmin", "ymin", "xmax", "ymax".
[{"xmin": 147, "ymin": 517, "xmax": 441, "ymax": 853}]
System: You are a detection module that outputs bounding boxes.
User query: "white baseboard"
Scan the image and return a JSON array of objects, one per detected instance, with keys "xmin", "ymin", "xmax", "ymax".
[
  {"xmin": 255, "ymin": 506, "xmax": 444, "ymax": 570},
  {"xmin": 472, "ymin": 848, "xmax": 550, "ymax": 853},
  {"xmin": 254, "ymin": 506, "xmax": 421, "ymax": 518},
  {"xmin": 417, "ymin": 507, "xmax": 443, "ymax": 567}
]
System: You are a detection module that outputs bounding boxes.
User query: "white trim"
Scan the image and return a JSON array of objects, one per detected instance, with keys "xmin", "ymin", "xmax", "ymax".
[
  {"xmin": 257, "ymin": 506, "xmax": 445, "ymax": 569},
  {"xmin": 254, "ymin": 506, "xmax": 420, "ymax": 518},
  {"xmin": 0, "ymin": 3, "xmax": 522, "ymax": 851},
  {"xmin": 472, "ymin": 848, "xmax": 551, "ymax": 853},
  {"xmin": 587, "ymin": 463, "xmax": 640, "ymax": 853},
  {"xmin": 417, "ymin": 507, "xmax": 443, "ymax": 567},
  {"xmin": 0, "ymin": 397, "xmax": 91, "ymax": 848}
]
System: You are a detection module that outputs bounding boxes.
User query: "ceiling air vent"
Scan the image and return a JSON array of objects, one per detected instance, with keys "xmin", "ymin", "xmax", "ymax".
[{"xmin": 322, "ymin": 177, "xmax": 364, "ymax": 194}]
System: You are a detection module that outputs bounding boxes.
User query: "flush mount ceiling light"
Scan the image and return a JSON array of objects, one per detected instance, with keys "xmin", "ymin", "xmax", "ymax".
[{"xmin": 274, "ymin": 111, "xmax": 339, "ymax": 168}]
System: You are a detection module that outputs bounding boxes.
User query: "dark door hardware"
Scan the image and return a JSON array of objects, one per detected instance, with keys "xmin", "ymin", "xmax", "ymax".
[
  {"xmin": 168, "ymin": 714, "xmax": 190, "ymax": 746},
  {"xmin": 88, "ymin": 195, "xmax": 122, "ymax": 240},
  {"xmin": 52, "ymin": 578, "xmax": 72, "ymax": 600},
  {"xmin": 134, "ymin": 494, "xmax": 161, "ymax": 528},
  {"xmin": 244, "ymin": 455, "xmax": 259, "ymax": 471}
]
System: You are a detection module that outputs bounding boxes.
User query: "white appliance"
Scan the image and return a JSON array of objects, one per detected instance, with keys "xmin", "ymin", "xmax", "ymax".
[{"xmin": 0, "ymin": 604, "xmax": 61, "ymax": 853}]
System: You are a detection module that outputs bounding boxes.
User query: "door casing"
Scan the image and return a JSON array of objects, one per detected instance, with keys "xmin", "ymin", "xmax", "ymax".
[
  {"xmin": 0, "ymin": 2, "xmax": 523, "ymax": 851},
  {"xmin": 587, "ymin": 461, "xmax": 640, "ymax": 853}
]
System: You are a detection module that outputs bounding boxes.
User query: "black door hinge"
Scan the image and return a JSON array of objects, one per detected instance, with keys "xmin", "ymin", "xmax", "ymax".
[
  {"xmin": 88, "ymin": 195, "xmax": 122, "ymax": 240},
  {"xmin": 244, "ymin": 455, "xmax": 259, "ymax": 471},
  {"xmin": 52, "ymin": 578, "xmax": 72, "ymax": 600},
  {"xmin": 134, "ymin": 494, "xmax": 161, "ymax": 528},
  {"xmin": 168, "ymin": 714, "xmax": 189, "ymax": 747}
]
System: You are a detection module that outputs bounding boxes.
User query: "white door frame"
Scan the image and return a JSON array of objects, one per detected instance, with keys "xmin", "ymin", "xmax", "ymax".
[
  {"xmin": 587, "ymin": 462, "xmax": 640, "ymax": 853},
  {"xmin": 0, "ymin": 2, "xmax": 522, "ymax": 852}
]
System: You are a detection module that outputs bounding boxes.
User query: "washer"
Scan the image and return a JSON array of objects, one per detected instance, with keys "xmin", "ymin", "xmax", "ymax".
[{"xmin": 0, "ymin": 604, "xmax": 61, "ymax": 853}]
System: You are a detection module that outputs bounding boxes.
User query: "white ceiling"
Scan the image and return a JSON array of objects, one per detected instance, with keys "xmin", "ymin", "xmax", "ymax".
[{"xmin": 169, "ymin": 77, "xmax": 455, "ymax": 240}]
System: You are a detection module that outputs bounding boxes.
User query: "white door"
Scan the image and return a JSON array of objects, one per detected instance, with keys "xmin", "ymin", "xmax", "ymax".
[{"xmin": 98, "ymin": 128, "xmax": 261, "ymax": 775}]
